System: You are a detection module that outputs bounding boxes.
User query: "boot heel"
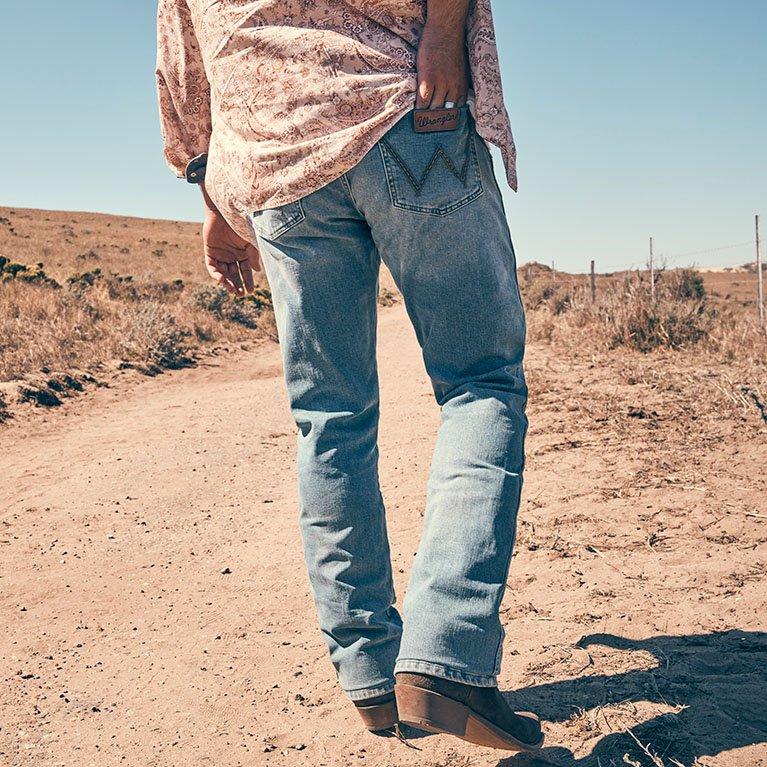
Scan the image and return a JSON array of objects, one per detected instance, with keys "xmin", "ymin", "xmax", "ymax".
[
  {"xmin": 395, "ymin": 684, "xmax": 469, "ymax": 736},
  {"xmin": 355, "ymin": 699, "xmax": 398, "ymax": 731}
]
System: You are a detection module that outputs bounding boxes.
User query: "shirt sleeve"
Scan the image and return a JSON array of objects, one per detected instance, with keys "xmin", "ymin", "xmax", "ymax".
[{"xmin": 156, "ymin": 0, "xmax": 212, "ymax": 179}]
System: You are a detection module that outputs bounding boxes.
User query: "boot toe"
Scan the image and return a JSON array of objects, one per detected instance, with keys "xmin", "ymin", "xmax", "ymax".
[{"xmin": 510, "ymin": 711, "xmax": 543, "ymax": 747}]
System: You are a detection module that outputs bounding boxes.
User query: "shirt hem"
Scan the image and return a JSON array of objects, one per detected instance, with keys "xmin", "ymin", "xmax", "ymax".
[
  {"xmin": 244, "ymin": 102, "xmax": 417, "ymax": 215},
  {"xmin": 243, "ymin": 104, "xmax": 518, "ymax": 215}
]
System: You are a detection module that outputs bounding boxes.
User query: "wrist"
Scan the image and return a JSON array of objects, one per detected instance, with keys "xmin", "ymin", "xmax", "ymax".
[
  {"xmin": 423, "ymin": 1, "xmax": 468, "ymax": 41},
  {"xmin": 200, "ymin": 183, "xmax": 220, "ymax": 217},
  {"xmin": 423, "ymin": 21, "xmax": 465, "ymax": 43},
  {"xmin": 424, "ymin": 16, "xmax": 465, "ymax": 30}
]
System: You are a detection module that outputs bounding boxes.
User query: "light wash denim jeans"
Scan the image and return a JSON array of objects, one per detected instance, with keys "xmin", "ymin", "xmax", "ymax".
[{"xmin": 250, "ymin": 108, "xmax": 527, "ymax": 702}]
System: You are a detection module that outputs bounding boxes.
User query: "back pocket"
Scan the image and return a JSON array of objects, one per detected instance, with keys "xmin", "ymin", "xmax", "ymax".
[
  {"xmin": 379, "ymin": 110, "xmax": 483, "ymax": 216},
  {"xmin": 250, "ymin": 199, "xmax": 305, "ymax": 241}
]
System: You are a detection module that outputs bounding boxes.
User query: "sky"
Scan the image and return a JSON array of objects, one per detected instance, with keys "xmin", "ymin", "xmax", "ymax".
[{"xmin": 1, "ymin": 1, "xmax": 765, "ymax": 273}]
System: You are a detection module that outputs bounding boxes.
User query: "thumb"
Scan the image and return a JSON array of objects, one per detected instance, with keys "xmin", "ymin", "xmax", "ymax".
[
  {"xmin": 417, "ymin": 78, "xmax": 433, "ymax": 109},
  {"xmin": 247, "ymin": 243, "xmax": 262, "ymax": 273}
]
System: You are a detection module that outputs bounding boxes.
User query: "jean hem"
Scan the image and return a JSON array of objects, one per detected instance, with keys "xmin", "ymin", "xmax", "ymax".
[
  {"xmin": 394, "ymin": 659, "xmax": 497, "ymax": 687},
  {"xmin": 344, "ymin": 681, "xmax": 396, "ymax": 702}
]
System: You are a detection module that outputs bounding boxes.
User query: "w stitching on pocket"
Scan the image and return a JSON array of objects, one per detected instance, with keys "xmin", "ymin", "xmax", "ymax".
[
  {"xmin": 380, "ymin": 138, "xmax": 471, "ymax": 196},
  {"xmin": 379, "ymin": 134, "xmax": 483, "ymax": 216}
]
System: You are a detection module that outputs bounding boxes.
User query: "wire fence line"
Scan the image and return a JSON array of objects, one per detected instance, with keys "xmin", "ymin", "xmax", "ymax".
[
  {"xmin": 542, "ymin": 241, "xmax": 756, "ymax": 276},
  {"xmin": 541, "ymin": 220, "xmax": 764, "ymax": 326},
  {"xmin": 597, "ymin": 239, "xmax": 757, "ymax": 273}
]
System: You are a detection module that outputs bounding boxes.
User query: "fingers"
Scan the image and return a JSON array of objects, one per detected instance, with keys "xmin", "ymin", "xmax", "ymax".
[
  {"xmin": 205, "ymin": 254, "xmax": 240, "ymax": 296},
  {"xmin": 416, "ymin": 29, "xmax": 469, "ymax": 111},
  {"xmin": 231, "ymin": 243, "xmax": 262, "ymax": 295},
  {"xmin": 416, "ymin": 78, "xmax": 433, "ymax": 109},
  {"xmin": 240, "ymin": 257, "xmax": 255, "ymax": 295},
  {"xmin": 445, "ymin": 86, "xmax": 466, "ymax": 108},
  {"xmin": 223, "ymin": 261, "xmax": 245, "ymax": 296},
  {"xmin": 418, "ymin": 78, "xmax": 467, "ymax": 110},
  {"xmin": 202, "ymin": 210, "xmax": 261, "ymax": 296},
  {"xmin": 205, "ymin": 255, "xmax": 233, "ymax": 292},
  {"xmin": 247, "ymin": 243, "xmax": 262, "ymax": 274},
  {"xmin": 206, "ymin": 252, "xmax": 261, "ymax": 297},
  {"xmin": 429, "ymin": 81, "xmax": 449, "ymax": 110},
  {"xmin": 418, "ymin": 78, "xmax": 449, "ymax": 109}
]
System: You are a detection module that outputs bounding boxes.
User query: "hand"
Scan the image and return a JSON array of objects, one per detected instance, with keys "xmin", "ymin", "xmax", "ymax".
[
  {"xmin": 203, "ymin": 211, "xmax": 260, "ymax": 296},
  {"xmin": 200, "ymin": 187, "xmax": 261, "ymax": 296},
  {"xmin": 416, "ymin": 22, "xmax": 469, "ymax": 109}
]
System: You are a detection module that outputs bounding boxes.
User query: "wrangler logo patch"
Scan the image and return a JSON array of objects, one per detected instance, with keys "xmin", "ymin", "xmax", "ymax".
[{"xmin": 413, "ymin": 107, "xmax": 460, "ymax": 133}]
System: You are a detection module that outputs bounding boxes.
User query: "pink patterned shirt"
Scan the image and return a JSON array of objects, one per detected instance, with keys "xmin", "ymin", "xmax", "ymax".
[{"xmin": 156, "ymin": 0, "xmax": 517, "ymax": 240}]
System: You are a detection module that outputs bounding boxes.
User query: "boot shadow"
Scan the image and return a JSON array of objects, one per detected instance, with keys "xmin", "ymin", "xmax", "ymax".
[{"xmin": 496, "ymin": 629, "xmax": 767, "ymax": 767}]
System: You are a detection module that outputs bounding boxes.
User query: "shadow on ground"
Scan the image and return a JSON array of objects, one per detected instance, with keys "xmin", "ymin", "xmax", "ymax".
[{"xmin": 496, "ymin": 630, "xmax": 767, "ymax": 767}]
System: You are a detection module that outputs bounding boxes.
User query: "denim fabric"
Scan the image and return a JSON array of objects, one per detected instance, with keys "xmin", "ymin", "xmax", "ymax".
[{"xmin": 250, "ymin": 108, "xmax": 527, "ymax": 701}]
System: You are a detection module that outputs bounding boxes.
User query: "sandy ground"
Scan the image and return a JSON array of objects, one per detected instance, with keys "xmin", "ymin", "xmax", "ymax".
[{"xmin": 1, "ymin": 304, "xmax": 765, "ymax": 767}]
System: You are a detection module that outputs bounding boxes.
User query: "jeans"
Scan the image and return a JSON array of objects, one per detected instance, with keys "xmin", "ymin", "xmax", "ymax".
[{"xmin": 250, "ymin": 108, "xmax": 527, "ymax": 701}]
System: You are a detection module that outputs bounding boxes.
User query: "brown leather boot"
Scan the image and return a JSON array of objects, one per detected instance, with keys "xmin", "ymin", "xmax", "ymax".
[
  {"xmin": 395, "ymin": 672, "xmax": 543, "ymax": 751},
  {"xmin": 353, "ymin": 691, "xmax": 398, "ymax": 732}
]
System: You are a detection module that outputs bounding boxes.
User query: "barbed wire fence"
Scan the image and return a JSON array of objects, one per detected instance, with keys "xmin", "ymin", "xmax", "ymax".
[{"xmin": 548, "ymin": 216, "xmax": 765, "ymax": 326}]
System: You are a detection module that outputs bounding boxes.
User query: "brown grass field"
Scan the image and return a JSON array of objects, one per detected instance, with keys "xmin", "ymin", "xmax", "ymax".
[
  {"xmin": 0, "ymin": 207, "xmax": 275, "ymax": 413},
  {"xmin": 1, "ymin": 207, "xmax": 766, "ymax": 767}
]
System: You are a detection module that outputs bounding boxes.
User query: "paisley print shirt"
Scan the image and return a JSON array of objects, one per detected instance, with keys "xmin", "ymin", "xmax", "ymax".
[{"xmin": 156, "ymin": 0, "xmax": 517, "ymax": 240}]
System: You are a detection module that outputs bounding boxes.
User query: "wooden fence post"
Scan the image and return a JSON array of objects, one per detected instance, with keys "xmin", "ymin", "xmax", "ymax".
[{"xmin": 757, "ymin": 214, "xmax": 764, "ymax": 326}]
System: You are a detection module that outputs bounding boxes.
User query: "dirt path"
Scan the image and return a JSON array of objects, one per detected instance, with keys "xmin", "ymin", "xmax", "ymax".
[{"xmin": 2, "ymin": 305, "xmax": 765, "ymax": 767}]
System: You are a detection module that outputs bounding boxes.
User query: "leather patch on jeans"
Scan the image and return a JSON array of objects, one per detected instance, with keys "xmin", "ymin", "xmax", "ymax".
[{"xmin": 413, "ymin": 108, "xmax": 460, "ymax": 133}]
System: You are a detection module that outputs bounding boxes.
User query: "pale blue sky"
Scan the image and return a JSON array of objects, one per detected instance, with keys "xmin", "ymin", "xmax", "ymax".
[{"xmin": 1, "ymin": 1, "xmax": 765, "ymax": 272}]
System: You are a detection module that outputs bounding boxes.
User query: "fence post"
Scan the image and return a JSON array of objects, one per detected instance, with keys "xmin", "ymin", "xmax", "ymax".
[
  {"xmin": 757, "ymin": 214, "xmax": 764, "ymax": 326},
  {"xmin": 649, "ymin": 236, "xmax": 655, "ymax": 300},
  {"xmin": 590, "ymin": 260, "xmax": 596, "ymax": 302}
]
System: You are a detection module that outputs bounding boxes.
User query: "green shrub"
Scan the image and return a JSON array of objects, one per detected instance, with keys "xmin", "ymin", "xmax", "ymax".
[
  {"xmin": 0, "ymin": 256, "xmax": 60, "ymax": 288},
  {"xmin": 66, "ymin": 268, "xmax": 103, "ymax": 290}
]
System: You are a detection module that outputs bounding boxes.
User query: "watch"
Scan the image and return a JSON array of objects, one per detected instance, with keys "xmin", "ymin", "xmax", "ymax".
[{"xmin": 185, "ymin": 153, "xmax": 208, "ymax": 184}]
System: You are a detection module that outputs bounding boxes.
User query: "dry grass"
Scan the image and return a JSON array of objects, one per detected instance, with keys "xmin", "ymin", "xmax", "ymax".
[
  {"xmin": 0, "ymin": 206, "xmax": 204, "ymax": 284},
  {"xmin": 521, "ymin": 264, "xmax": 767, "ymax": 435},
  {"xmin": 522, "ymin": 264, "xmax": 767, "ymax": 366},
  {"xmin": 1, "ymin": 207, "xmax": 277, "ymax": 413},
  {"xmin": 2, "ymin": 206, "xmax": 765, "ymax": 425},
  {"xmin": 0, "ymin": 259, "xmax": 276, "ymax": 410}
]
